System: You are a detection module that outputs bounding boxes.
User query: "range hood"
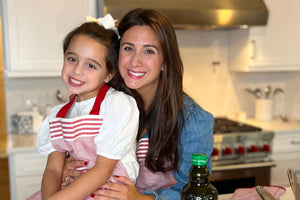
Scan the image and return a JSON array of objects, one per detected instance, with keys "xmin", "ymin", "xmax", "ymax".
[{"xmin": 99, "ymin": 0, "xmax": 268, "ymax": 30}]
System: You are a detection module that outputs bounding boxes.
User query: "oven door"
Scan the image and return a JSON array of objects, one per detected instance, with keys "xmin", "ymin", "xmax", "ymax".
[{"xmin": 210, "ymin": 161, "xmax": 276, "ymax": 194}]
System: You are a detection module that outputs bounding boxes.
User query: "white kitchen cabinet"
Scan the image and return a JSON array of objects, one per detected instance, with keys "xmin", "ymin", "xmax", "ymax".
[
  {"xmin": 8, "ymin": 149, "xmax": 47, "ymax": 200},
  {"xmin": 271, "ymin": 131, "xmax": 300, "ymax": 187},
  {"xmin": 1, "ymin": 0, "xmax": 96, "ymax": 77},
  {"xmin": 228, "ymin": 0, "xmax": 300, "ymax": 72}
]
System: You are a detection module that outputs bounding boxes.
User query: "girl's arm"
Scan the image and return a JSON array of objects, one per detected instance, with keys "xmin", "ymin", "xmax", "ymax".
[
  {"xmin": 48, "ymin": 155, "xmax": 117, "ymax": 200},
  {"xmin": 41, "ymin": 151, "xmax": 66, "ymax": 199}
]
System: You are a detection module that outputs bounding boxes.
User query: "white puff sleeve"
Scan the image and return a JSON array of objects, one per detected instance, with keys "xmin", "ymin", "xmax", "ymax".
[
  {"xmin": 35, "ymin": 105, "xmax": 62, "ymax": 156},
  {"xmin": 94, "ymin": 89, "xmax": 139, "ymax": 159}
]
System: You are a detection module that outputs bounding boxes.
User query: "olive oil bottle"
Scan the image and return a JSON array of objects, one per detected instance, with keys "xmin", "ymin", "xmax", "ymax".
[{"xmin": 181, "ymin": 153, "xmax": 218, "ymax": 200}]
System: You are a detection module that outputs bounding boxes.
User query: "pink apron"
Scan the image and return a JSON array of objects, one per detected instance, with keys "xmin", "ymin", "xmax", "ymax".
[
  {"xmin": 27, "ymin": 84, "xmax": 130, "ymax": 200},
  {"xmin": 135, "ymin": 137, "xmax": 177, "ymax": 193}
]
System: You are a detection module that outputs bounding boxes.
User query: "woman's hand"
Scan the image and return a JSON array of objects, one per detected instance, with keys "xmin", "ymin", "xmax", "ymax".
[
  {"xmin": 61, "ymin": 156, "xmax": 85, "ymax": 185},
  {"xmin": 93, "ymin": 176, "xmax": 155, "ymax": 200}
]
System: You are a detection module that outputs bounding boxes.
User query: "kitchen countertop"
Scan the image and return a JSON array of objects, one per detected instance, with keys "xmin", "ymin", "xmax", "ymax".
[
  {"xmin": 6, "ymin": 133, "xmax": 37, "ymax": 154},
  {"xmin": 229, "ymin": 117, "xmax": 300, "ymax": 133}
]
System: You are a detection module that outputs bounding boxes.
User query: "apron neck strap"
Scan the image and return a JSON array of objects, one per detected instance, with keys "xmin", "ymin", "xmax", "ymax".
[
  {"xmin": 56, "ymin": 94, "xmax": 76, "ymax": 118},
  {"xmin": 90, "ymin": 84, "xmax": 110, "ymax": 115},
  {"xmin": 56, "ymin": 84, "xmax": 110, "ymax": 118}
]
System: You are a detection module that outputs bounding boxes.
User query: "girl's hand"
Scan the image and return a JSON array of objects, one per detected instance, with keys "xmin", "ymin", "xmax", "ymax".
[
  {"xmin": 93, "ymin": 176, "xmax": 155, "ymax": 200},
  {"xmin": 61, "ymin": 155, "xmax": 85, "ymax": 185}
]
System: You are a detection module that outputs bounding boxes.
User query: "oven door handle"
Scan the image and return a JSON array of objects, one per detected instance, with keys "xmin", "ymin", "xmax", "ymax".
[{"xmin": 291, "ymin": 140, "xmax": 300, "ymax": 145}]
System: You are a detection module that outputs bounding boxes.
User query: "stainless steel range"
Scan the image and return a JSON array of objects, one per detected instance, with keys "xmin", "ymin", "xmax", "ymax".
[
  {"xmin": 210, "ymin": 118, "xmax": 276, "ymax": 194},
  {"xmin": 211, "ymin": 117, "xmax": 274, "ymax": 166}
]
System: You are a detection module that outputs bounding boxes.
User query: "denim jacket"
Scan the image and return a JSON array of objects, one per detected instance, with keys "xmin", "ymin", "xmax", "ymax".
[{"xmin": 144, "ymin": 95, "xmax": 214, "ymax": 200}]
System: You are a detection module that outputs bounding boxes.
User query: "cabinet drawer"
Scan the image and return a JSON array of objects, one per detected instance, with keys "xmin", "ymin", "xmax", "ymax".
[
  {"xmin": 273, "ymin": 132, "xmax": 300, "ymax": 153},
  {"xmin": 14, "ymin": 151, "xmax": 47, "ymax": 176}
]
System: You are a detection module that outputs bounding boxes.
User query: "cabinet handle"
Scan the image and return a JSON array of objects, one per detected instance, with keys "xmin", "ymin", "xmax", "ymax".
[
  {"xmin": 291, "ymin": 140, "xmax": 300, "ymax": 145},
  {"xmin": 250, "ymin": 40, "xmax": 256, "ymax": 61}
]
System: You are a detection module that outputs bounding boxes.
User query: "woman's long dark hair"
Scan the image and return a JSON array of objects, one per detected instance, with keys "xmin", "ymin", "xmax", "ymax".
[{"xmin": 116, "ymin": 8, "xmax": 185, "ymax": 172}]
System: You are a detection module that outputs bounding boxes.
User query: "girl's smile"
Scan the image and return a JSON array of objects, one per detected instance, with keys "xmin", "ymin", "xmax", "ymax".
[
  {"xmin": 68, "ymin": 77, "xmax": 86, "ymax": 87},
  {"xmin": 62, "ymin": 34, "xmax": 112, "ymax": 101}
]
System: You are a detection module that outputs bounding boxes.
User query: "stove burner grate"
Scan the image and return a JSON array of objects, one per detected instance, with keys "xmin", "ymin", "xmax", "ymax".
[{"xmin": 213, "ymin": 117, "xmax": 262, "ymax": 134}]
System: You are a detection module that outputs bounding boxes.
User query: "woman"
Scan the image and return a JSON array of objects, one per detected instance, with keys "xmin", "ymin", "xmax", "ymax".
[{"xmin": 63, "ymin": 8, "xmax": 214, "ymax": 200}]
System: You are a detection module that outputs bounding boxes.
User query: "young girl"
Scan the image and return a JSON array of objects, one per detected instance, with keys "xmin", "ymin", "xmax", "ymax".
[{"xmin": 27, "ymin": 14, "xmax": 139, "ymax": 200}]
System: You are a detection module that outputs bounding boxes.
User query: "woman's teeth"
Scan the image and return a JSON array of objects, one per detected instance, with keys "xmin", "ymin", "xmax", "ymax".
[{"xmin": 128, "ymin": 70, "xmax": 145, "ymax": 77}]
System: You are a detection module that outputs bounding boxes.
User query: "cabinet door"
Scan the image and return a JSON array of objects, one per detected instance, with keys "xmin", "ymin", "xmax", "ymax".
[
  {"xmin": 16, "ymin": 175, "xmax": 43, "ymax": 200},
  {"xmin": 14, "ymin": 151, "xmax": 47, "ymax": 176},
  {"xmin": 228, "ymin": 0, "xmax": 300, "ymax": 72},
  {"xmin": 1, "ymin": 0, "xmax": 95, "ymax": 77},
  {"xmin": 8, "ymin": 151, "xmax": 47, "ymax": 200}
]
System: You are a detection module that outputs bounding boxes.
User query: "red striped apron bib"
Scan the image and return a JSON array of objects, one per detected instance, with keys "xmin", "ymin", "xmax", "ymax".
[{"xmin": 50, "ymin": 84, "xmax": 110, "ymax": 172}]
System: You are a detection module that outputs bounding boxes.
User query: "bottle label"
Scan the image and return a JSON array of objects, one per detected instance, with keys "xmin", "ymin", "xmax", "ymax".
[
  {"xmin": 192, "ymin": 153, "xmax": 208, "ymax": 166},
  {"xmin": 192, "ymin": 158, "xmax": 206, "ymax": 166}
]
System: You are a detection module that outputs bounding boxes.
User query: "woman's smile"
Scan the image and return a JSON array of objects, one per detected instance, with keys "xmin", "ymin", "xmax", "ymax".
[{"xmin": 127, "ymin": 69, "xmax": 146, "ymax": 79}]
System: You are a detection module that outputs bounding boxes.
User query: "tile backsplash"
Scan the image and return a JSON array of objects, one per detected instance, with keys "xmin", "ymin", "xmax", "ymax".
[{"xmin": 5, "ymin": 77, "xmax": 69, "ymax": 132}]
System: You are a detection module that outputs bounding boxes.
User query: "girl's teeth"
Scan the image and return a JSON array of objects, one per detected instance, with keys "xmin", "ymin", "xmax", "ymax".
[
  {"xmin": 128, "ymin": 70, "xmax": 145, "ymax": 76},
  {"xmin": 70, "ymin": 78, "xmax": 84, "ymax": 84}
]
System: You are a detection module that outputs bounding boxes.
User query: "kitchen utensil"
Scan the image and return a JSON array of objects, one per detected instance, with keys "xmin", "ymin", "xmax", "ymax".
[
  {"xmin": 273, "ymin": 88, "xmax": 284, "ymax": 97},
  {"xmin": 255, "ymin": 88, "xmax": 262, "ymax": 99},
  {"xmin": 264, "ymin": 85, "xmax": 272, "ymax": 99},
  {"xmin": 256, "ymin": 186, "xmax": 276, "ymax": 200},
  {"xmin": 287, "ymin": 168, "xmax": 300, "ymax": 200},
  {"xmin": 245, "ymin": 88, "xmax": 256, "ymax": 97}
]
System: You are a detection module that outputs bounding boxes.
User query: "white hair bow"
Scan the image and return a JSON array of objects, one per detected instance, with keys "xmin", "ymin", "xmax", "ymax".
[{"xmin": 86, "ymin": 14, "xmax": 120, "ymax": 39}]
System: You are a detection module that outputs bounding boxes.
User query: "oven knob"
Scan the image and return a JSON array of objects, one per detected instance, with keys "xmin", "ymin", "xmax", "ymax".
[
  {"xmin": 250, "ymin": 145, "xmax": 259, "ymax": 153},
  {"xmin": 262, "ymin": 144, "xmax": 270, "ymax": 152},
  {"xmin": 237, "ymin": 146, "xmax": 245, "ymax": 154},
  {"xmin": 224, "ymin": 147, "xmax": 232, "ymax": 155},
  {"xmin": 212, "ymin": 148, "xmax": 219, "ymax": 156}
]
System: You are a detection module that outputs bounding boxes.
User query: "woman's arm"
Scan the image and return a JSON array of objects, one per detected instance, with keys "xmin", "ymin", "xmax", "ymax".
[
  {"xmin": 93, "ymin": 176, "xmax": 155, "ymax": 200},
  {"xmin": 61, "ymin": 156, "xmax": 85, "ymax": 185},
  {"xmin": 157, "ymin": 102, "xmax": 214, "ymax": 199},
  {"xmin": 41, "ymin": 151, "xmax": 66, "ymax": 199},
  {"xmin": 48, "ymin": 155, "xmax": 117, "ymax": 200},
  {"xmin": 146, "ymin": 99, "xmax": 214, "ymax": 199}
]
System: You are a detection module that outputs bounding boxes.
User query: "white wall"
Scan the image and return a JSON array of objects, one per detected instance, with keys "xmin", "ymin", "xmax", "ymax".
[
  {"xmin": 4, "ymin": 30, "xmax": 300, "ymax": 132},
  {"xmin": 176, "ymin": 30, "xmax": 300, "ymax": 119}
]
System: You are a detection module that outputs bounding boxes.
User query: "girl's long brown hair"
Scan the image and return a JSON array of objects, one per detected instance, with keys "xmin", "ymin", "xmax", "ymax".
[{"xmin": 116, "ymin": 8, "xmax": 185, "ymax": 172}]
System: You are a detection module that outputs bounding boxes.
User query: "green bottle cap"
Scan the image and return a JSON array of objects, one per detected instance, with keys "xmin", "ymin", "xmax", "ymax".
[{"xmin": 192, "ymin": 153, "xmax": 207, "ymax": 166}]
